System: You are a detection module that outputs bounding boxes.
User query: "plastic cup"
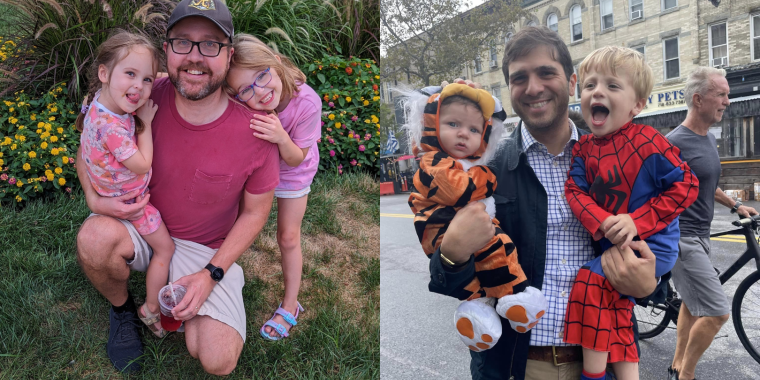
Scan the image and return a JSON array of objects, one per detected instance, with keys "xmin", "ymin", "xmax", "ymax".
[{"xmin": 158, "ymin": 284, "xmax": 186, "ymax": 332}]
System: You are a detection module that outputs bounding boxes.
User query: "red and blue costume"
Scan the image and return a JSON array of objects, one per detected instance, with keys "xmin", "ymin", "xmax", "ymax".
[{"xmin": 563, "ymin": 122, "xmax": 698, "ymax": 363}]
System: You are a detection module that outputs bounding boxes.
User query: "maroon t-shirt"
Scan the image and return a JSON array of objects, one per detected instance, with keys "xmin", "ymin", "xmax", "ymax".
[{"xmin": 148, "ymin": 78, "xmax": 279, "ymax": 248}]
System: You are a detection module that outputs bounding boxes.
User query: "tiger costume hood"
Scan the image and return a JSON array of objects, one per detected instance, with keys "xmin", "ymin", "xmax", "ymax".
[{"xmin": 399, "ymin": 83, "xmax": 507, "ymax": 166}]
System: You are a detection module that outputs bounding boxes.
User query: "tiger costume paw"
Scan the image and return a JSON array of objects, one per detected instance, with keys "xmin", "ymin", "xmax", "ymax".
[
  {"xmin": 495, "ymin": 286, "xmax": 547, "ymax": 333},
  {"xmin": 454, "ymin": 297, "xmax": 502, "ymax": 352}
]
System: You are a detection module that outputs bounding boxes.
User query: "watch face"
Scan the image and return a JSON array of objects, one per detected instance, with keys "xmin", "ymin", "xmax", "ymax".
[{"xmin": 211, "ymin": 268, "xmax": 223, "ymax": 281}]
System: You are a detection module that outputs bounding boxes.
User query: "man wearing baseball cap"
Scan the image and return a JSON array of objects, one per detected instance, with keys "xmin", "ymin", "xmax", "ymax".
[{"xmin": 75, "ymin": 0, "xmax": 279, "ymax": 374}]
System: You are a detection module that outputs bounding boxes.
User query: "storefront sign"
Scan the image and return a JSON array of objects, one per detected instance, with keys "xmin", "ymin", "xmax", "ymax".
[{"xmin": 569, "ymin": 84, "xmax": 687, "ymax": 116}]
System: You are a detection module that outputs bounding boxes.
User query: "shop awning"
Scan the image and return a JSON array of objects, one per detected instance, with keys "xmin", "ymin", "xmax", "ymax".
[{"xmin": 396, "ymin": 155, "xmax": 415, "ymax": 161}]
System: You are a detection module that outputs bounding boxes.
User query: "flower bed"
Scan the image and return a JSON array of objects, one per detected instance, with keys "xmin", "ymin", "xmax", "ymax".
[
  {"xmin": 305, "ymin": 54, "xmax": 380, "ymax": 174},
  {"xmin": 0, "ymin": 84, "xmax": 78, "ymax": 203}
]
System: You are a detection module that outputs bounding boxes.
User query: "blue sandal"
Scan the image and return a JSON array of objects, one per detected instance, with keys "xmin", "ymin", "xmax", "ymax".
[{"xmin": 260, "ymin": 302, "xmax": 304, "ymax": 341}]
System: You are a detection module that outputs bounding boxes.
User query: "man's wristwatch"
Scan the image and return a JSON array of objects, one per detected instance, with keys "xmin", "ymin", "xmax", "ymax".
[
  {"xmin": 731, "ymin": 200, "xmax": 743, "ymax": 214},
  {"xmin": 205, "ymin": 263, "xmax": 224, "ymax": 282}
]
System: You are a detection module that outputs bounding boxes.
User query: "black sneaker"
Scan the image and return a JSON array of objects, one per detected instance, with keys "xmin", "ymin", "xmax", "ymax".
[
  {"xmin": 107, "ymin": 307, "xmax": 144, "ymax": 373},
  {"xmin": 667, "ymin": 367, "xmax": 679, "ymax": 380}
]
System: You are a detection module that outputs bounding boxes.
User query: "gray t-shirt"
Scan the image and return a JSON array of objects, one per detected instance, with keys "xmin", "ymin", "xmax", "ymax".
[{"xmin": 666, "ymin": 125, "xmax": 721, "ymax": 237}]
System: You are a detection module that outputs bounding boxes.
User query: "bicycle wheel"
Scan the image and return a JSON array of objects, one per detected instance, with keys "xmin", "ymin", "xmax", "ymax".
[
  {"xmin": 732, "ymin": 270, "xmax": 760, "ymax": 365},
  {"xmin": 634, "ymin": 283, "xmax": 676, "ymax": 340}
]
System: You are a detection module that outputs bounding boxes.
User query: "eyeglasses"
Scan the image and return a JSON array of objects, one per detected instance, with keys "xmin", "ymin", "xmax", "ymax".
[
  {"xmin": 235, "ymin": 68, "xmax": 273, "ymax": 102},
  {"xmin": 166, "ymin": 38, "xmax": 231, "ymax": 57}
]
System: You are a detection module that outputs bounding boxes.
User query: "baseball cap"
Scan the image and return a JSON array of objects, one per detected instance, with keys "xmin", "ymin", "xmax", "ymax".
[{"xmin": 167, "ymin": 0, "xmax": 234, "ymax": 40}]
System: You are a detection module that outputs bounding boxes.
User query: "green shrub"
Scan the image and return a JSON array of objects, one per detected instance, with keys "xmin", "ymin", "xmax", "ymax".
[
  {"xmin": 324, "ymin": 0, "xmax": 379, "ymax": 62},
  {"xmin": 304, "ymin": 54, "xmax": 380, "ymax": 174},
  {"xmin": 0, "ymin": 0, "xmax": 172, "ymax": 99},
  {"xmin": 0, "ymin": 84, "xmax": 79, "ymax": 203}
]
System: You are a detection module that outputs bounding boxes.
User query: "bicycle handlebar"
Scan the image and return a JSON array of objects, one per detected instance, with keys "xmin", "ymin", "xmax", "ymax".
[{"xmin": 731, "ymin": 214, "xmax": 760, "ymax": 227}]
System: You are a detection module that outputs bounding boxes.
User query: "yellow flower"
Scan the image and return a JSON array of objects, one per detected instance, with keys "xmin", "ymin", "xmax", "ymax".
[
  {"xmin": 18, "ymin": 102, "xmax": 24, "ymax": 106},
  {"xmin": 28, "ymin": 151, "xmax": 36, "ymax": 158},
  {"xmin": 375, "ymin": 151, "xmax": 378, "ymax": 155},
  {"xmin": 49, "ymin": 116, "xmax": 55, "ymax": 121},
  {"xmin": 375, "ymin": 75, "xmax": 380, "ymax": 79},
  {"xmin": 18, "ymin": 125, "xmax": 24, "ymax": 129},
  {"xmin": 51, "ymin": 107, "xmax": 58, "ymax": 113},
  {"xmin": 46, "ymin": 173, "xmax": 54, "ymax": 181},
  {"xmin": 376, "ymin": 124, "xmax": 380, "ymax": 128},
  {"xmin": 376, "ymin": 131, "xmax": 380, "ymax": 135},
  {"xmin": 51, "ymin": 148, "xmax": 59, "ymax": 155},
  {"xmin": 9, "ymin": 117, "xmax": 17, "ymax": 124},
  {"xmin": 45, "ymin": 170, "xmax": 52, "ymax": 176},
  {"xmin": 44, "ymin": 123, "xmax": 51, "ymax": 131},
  {"xmin": 0, "ymin": 152, "xmax": 3, "ymax": 157},
  {"xmin": 16, "ymin": 180, "xmax": 23, "ymax": 187},
  {"xmin": 363, "ymin": 100, "xmax": 369, "ymax": 106},
  {"xmin": 373, "ymin": 96, "xmax": 380, "ymax": 101},
  {"xmin": 41, "ymin": 132, "xmax": 50, "ymax": 139},
  {"xmin": 9, "ymin": 107, "xmax": 14, "ymax": 112},
  {"xmin": 18, "ymin": 135, "xmax": 25, "ymax": 142},
  {"xmin": 2, "ymin": 137, "xmax": 10, "ymax": 145},
  {"xmin": 37, "ymin": 122, "xmax": 44, "ymax": 128},
  {"xmin": 55, "ymin": 167, "xmax": 62, "ymax": 174},
  {"xmin": 371, "ymin": 115, "xmax": 379, "ymax": 123},
  {"xmin": 328, "ymin": 114, "xmax": 335, "ymax": 120},
  {"xmin": 335, "ymin": 122, "xmax": 341, "ymax": 128},
  {"xmin": 15, "ymin": 195, "xmax": 22, "ymax": 202},
  {"xmin": 58, "ymin": 177, "xmax": 66, "ymax": 186},
  {"xmin": 23, "ymin": 163, "xmax": 30, "ymax": 171},
  {"xmin": 11, "ymin": 144, "xmax": 16, "ymax": 150},
  {"xmin": 40, "ymin": 142, "xmax": 47, "ymax": 149},
  {"xmin": 50, "ymin": 136, "xmax": 58, "ymax": 143},
  {"xmin": 30, "ymin": 114, "xmax": 36, "ymax": 120},
  {"xmin": 0, "ymin": 159, "xmax": 3, "ymax": 166},
  {"xmin": 346, "ymin": 97, "xmax": 352, "ymax": 102},
  {"xmin": 57, "ymin": 128, "xmax": 63, "ymax": 134},
  {"xmin": 348, "ymin": 133, "xmax": 354, "ymax": 139},
  {"xmin": 364, "ymin": 119, "xmax": 370, "ymax": 124},
  {"xmin": 69, "ymin": 111, "xmax": 74, "ymax": 114},
  {"xmin": 62, "ymin": 156, "xmax": 69, "ymax": 164},
  {"xmin": 44, "ymin": 164, "xmax": 49, "ymax": 169}
]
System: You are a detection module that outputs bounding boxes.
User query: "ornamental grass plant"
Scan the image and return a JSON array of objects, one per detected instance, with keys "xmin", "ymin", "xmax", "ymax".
[
  {"xmin": 0, "ymin": 84, "xmax": 79, "ymax": 204},
  {"xmin": 0, "ymin": 0, "xmax": 173, "ymax": 99},
  {"xmin": 306, "ymin": 54, "xmax": 381, "ymax": 173}
]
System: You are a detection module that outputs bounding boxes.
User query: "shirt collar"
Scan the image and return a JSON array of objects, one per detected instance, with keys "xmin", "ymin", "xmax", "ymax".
[{"xmin": 521, "ymin": 119, "xmax": 580, "ymax": 155}]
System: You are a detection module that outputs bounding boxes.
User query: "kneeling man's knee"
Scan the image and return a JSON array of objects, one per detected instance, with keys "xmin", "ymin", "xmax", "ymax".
[{"xmin": 201, "ymin": 355, "xmax": 239, "ymax": 376}]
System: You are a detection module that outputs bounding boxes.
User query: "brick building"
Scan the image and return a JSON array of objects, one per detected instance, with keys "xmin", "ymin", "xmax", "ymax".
[{"xmin": 463, "ymin": 0, "xmax": 760, "ymax": 197}]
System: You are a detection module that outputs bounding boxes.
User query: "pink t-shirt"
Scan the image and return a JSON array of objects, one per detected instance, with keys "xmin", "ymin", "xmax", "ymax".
[
  {"xmin": 148, "ymin": 78, "xmax": 279, "ymax": 248},
  {"xmin": 276, "ymin": 83, "xmax": 322, "ymax": 190},
  {"xmin": 80, "ymin": 92, "xmax": 150, "ymax": 198}
]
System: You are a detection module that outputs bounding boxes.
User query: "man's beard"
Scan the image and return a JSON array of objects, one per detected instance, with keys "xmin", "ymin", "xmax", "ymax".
[
  {"xmin": 515, "ymin": 92, "xmax": 570, "ymax": 132},
  {"xmin": 168, "ymin": 63, "xmax": 227, "ymax": 101}
]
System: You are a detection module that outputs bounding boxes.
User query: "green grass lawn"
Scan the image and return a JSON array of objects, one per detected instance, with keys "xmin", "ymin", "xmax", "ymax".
[{"xmin": 0, "ymin": 171, "xmax": 379, "ymax": 379}]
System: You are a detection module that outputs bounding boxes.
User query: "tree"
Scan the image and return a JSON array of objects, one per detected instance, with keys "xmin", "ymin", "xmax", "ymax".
[{"xmin": 381, "ymin": 0, "xmax": 526, "ymax": 87}]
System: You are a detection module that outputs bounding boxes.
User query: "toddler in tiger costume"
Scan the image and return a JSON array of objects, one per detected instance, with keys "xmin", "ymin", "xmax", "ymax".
[{"xmin": 404, "ymin": 84, "xmax": 548, "ymax": 352}]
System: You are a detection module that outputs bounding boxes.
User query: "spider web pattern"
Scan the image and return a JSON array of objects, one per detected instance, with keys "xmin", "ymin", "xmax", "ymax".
[
  {"xmin": 563, "ymin": 267, "xmax": 639, "ymax": 363},
  {"xmin": 566, "ymin": 123, "xmax": 698, "ymax": 241}
]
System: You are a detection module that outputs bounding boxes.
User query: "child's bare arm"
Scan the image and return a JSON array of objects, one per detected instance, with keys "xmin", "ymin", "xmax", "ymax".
[
  {"xmin": 121, "ymin": 100, "xmax": 158, "ymax": 175},
  {"xmin": 250, "ymin": 113, "xmax": 308, "ymax": 167}
]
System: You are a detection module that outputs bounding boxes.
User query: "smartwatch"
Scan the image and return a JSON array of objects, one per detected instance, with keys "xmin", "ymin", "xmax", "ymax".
[
  {"xmin": 731, "ymin": 200, "xmax": 743, "ymax": 214},
  {"xmin": 205, "ymin": 263, "xmax": 224, "ymax": 282}
]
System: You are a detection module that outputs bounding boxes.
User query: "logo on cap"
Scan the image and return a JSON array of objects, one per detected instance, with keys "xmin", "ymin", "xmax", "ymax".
[{"xmin": 189, "ymin": 0, "xmax": 216, "ymax": 11}]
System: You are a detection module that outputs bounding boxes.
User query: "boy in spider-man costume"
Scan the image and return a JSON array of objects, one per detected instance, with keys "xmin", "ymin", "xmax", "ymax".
[{"xmin": 563, "ymin": 47, "xmax": 699, "ymax": 380}]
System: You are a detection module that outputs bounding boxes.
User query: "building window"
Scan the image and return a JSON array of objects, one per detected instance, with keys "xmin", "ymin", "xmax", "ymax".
[
  {"xmin": 709, "ymin": 23, "xmax": 728, "ymax": 67},
  {"xmin": 475, "ymin": 56, "xmax": 482, "ymax": 73},
  {"xmin": 600, "ymin": 0, "xmax": 613, "ymax": 30},
  {"xmin": 662, "ymin": 0, "xmax": 677, "ymax": 11},
  {"xmin": 633, "ymin": 45, "xmax": 645, "ymax": 57},
  {"xmin": 547, "ymin": 13, "xmax": 558, "ymax": 32},
  {"xmin": 505, "ymin": 32, "xmax": 513, "ymax": 45},
  {"xmin": 630, "ymin": 0, "xmax": 643, "ymax": 20},
  {"xmin": 663, "ymin": 37, "xmax": 680, "ymax": 80},
  {"xmin": 752, "ymin": 15, "xmax": 760, "ymax": 61},
  {"xmin": 714, "ymin": 118, "xmax": 745, "ymax": 158},
  {"xmin": 571, "ymin": 5, "xmax": 583, "ymax": 42},
  {"xmin": 527, "ymin": 20, "xmax": 536, "ymax": 27},
  {"xmin": 490, "ymin": 42, "xmax": 498, "ymax": 68},
  {"xmin": 491, "ymin": 85, "xmax": 501, "ymax": 103},
  {"xmin": 574, "ymin": 65, "xmax": 581, "ymax": 100}
]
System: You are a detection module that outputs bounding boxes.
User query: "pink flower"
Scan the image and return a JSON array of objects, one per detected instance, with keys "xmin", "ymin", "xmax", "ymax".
[
  {"xmin": 40, "ymin": 176, "xmax": 47, "ymax": 182},
  {"xmin": 359, "ymin": 145, "xmax": 365, "ymax": 152},
  {"xmin": 365, "ymin": 134, "xmax": 371, "ymax": 140},
  {"xmin": 351, "ymin": 116, "xmax": 358, "ymax": 122},
  {"xmin": 329, "ymin": 102, "xmax": 335, "ymax": 108},
  {"xmin": 66, "ymin": 187, "xmax": 72, "ymax": 193},
  {"xmin": 321, "ymin": 121, "xmax": 325, "ymax": 126},
  {"xmin": 329, "ymin": 138, "xmax": 335, "ymax": 144},
  {"xmin": 8, "ymin": 177, "xmax": 16, "ymax": 185},
  {"xmin": 70, "ymin": 157, "xmax": 75, "ymax": 164},
  {"xmin": 0, "ymin": 173, "xmax": 7, "ymax": 181},
  {"xmin": 327, "ymin": 127, "xmax": 332, "ymax": 132},
  {"xmin": 339, "ymin": 169, "xmax": 343, "ymax": 175},
  {"xmin": 338, "ymin": 164, "xmax": 343, "ymax": 169},
  {"xmin": 330, "ymin": 150, "xmax": 336, "ymax": 157},
  {"xmin": 317, "ymin": 138, "xmax": 322, "ymax": 143},
  {"xmin": 350, "ymin": 159, "xmax": 357, "ymax": 166}
]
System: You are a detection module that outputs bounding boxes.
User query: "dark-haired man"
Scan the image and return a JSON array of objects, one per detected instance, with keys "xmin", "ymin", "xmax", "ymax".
[{"xmin": 427, "ymin": 26, "xmax": 657, "ymax": 379}]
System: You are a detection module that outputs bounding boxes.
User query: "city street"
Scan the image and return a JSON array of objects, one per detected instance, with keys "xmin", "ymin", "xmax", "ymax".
[{"xmin": 380, "ymin": 194, "xmax": 760, "ymax": 380}]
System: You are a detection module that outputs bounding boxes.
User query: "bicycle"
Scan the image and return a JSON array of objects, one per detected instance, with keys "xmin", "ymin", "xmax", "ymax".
[{"xmin": 633, "ymin": 214, "xmax": 760, "ymax": 365}]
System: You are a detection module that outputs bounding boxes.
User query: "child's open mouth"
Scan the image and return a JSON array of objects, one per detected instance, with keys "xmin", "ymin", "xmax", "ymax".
[
  {"xmin": 260, "ymin": 91, "xmax": 274, "ymax": 105},
  {"xmin": 126, "ymin": 93, "xmax": 140, "ymax": 105},
  {"xmin": 591, "ymin": 104, "xmax": 609, "ymax": 127}
]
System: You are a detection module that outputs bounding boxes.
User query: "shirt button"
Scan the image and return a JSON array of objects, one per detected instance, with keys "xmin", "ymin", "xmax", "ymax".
[
  {"xmin": 552, "ymin": 161, "xmax": 558, "ymax": 167},
  {"xmin": 562, "ymin": 259, "xmax": 567, "ymax": 265},
  {"xmin": 561, "ymin": 291, "xmax": 567, "ymax": 297},
  {"xmin": 437, "ymin": 273, "xmax": 444, "ymax": 283},
  {"xmin": 563, "ymin": 225, "xmax": 568, "ymax": 231}
]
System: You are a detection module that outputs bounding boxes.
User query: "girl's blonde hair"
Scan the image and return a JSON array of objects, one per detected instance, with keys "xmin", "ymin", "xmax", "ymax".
[
  {"xmin": 225, "ymin": 33, "xmax": 306, "ymax": 101},
  {"xmin": 578, "ymin": 46, "xmax": 654, "ymax": 101},
  {"xmin": 75, "ymin": 30, "xmax": 162, "ymax": 134}
]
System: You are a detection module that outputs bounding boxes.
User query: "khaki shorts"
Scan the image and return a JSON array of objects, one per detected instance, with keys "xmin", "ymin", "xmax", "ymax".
[{"xmin": 88, "ymin": 213, "xmax": 248, "ymax": 342}]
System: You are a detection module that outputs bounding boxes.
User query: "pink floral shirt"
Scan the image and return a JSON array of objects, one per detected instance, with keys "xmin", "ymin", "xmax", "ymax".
[{"xmin": 80, "ymin": 93, "xmax": 150, "ymax": 198}]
